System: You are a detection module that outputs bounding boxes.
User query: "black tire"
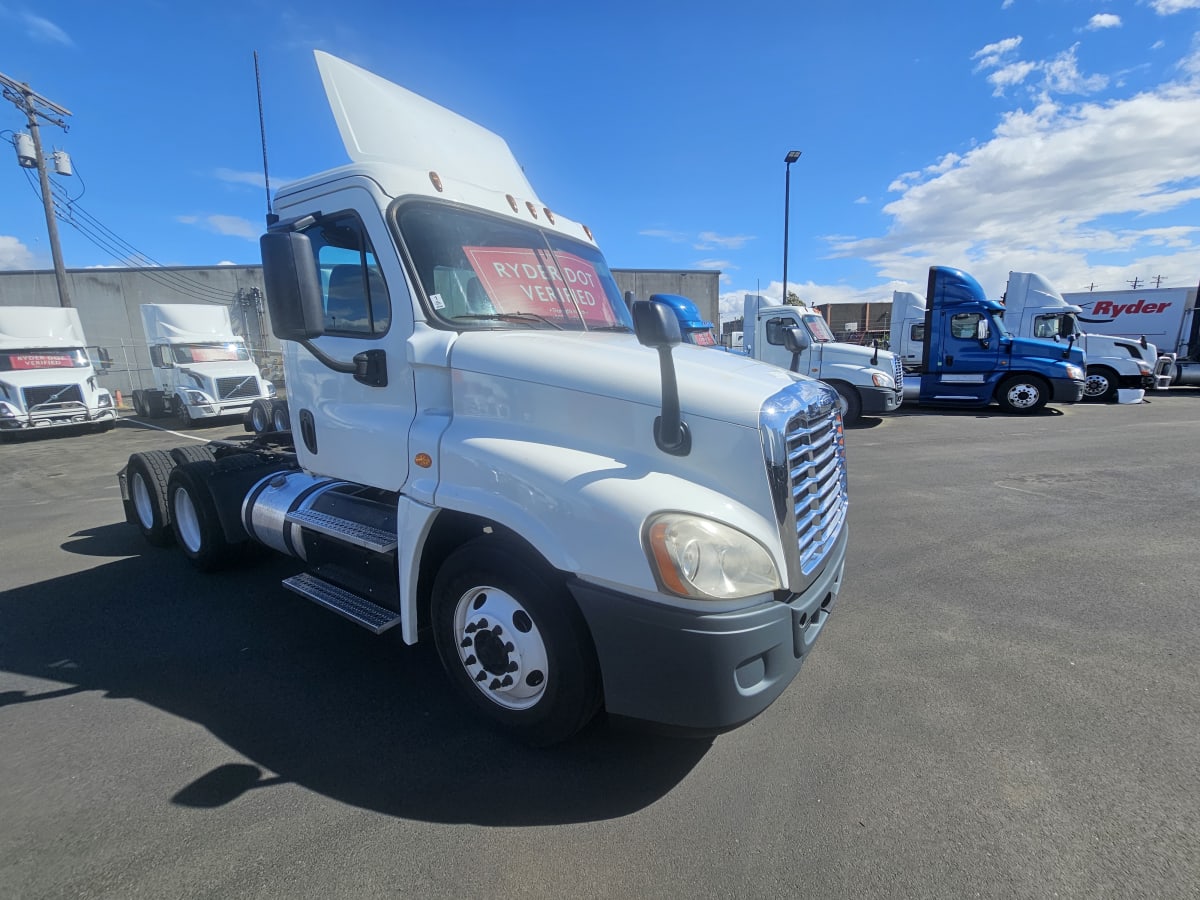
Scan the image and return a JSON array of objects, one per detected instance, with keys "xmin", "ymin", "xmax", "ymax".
[
  {"xmin": 270, "ymin": 400, "xmax": 290, "ymax": 433},
  {"xmin": 170, "ymin": 444, "xmax": 217, "ymax": 465},
  {"xmin": 829, "ymin": 381, "xmax": 862, "ymax": 426},
  {"xmin": 1083, "ymin": 366, "xmax": 1119, "ymax": 403},
  {"xmin": 167, "ymin": 460, "xmax": 235, "ymax": 571},
  {"xmin": 147, "ymin": 391, "xmax": 169, "ymax": 419},
  {"xmin": 431, "ymin": 538, "xmax": 601, "ymax": 746},
  {"xmin": 248, "ymin": 399, "xmax": 272, "ymax": 434},
  {"xmin": 996, "ymin": 374, "xmax": 1049, "ymax": 414},
  {"xmin": 176, "ymin": 396, "xmax": 194, "ymax": 427},
  {"xmin": 126, "ymin": 450, "xmax": 177, "ymax": 546},
  {"xmin": 132, "ymin": 391, "xmax": 146, "ymax": 417}
]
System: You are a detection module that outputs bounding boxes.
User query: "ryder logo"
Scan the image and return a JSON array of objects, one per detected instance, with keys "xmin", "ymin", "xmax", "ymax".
[{"xmin": 1081, "ymin": 299, "xmax": 1172, "ymax": 322}]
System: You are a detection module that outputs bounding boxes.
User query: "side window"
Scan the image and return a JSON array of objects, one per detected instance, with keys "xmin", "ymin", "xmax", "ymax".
[
  {"xmin": 304, "ymin": 213, "xmax": 391, "ymax": 336},
  {"xmin": 950, "ymin": 313, "xmax": 982, "ymax": 340},
  {"xmin": 765, "ymin": 317, "xmax": 789, "ymax": 345},
  {"xmin": 910, "ymin": 324, "xmax": 925, "ymax": 342},
  {"xmin": 1033, "ymin": 315, "xmax": 1058, "ymax": 339}
]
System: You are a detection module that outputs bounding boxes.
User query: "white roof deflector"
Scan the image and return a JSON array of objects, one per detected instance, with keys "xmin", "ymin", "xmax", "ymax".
[{"xmin": 314, "ymin": 50, "xmax": 539, "ymax": 202}]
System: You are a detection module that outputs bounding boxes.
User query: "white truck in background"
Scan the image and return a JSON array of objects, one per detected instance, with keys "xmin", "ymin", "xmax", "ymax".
[
  {"xmin": 741, "ymin": 294, "xmax": 902, "ymax": 424},
  {"xmin": 1062, "ymin": 283, "xmax": 1200, "ymax": 389},
  {"xmin": 0, "ymin": 306, "xmax": 116, "ymax": 437},
  {"xmin": 133, "ymin": 304, "xmax": 277, "ymax": 426},
  {"xmin": 1002, "ymin": 272, "xmax": 1156, "ymax": 401},
  {"xmin": 117, "ymin": 51, "xmax": 850, "ymax": 745}
]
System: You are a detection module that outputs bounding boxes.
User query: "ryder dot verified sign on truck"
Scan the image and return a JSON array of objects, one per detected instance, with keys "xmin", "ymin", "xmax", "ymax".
[{"xmin": 463, "ymin": 247, "xmax": 616, "ymax": 324}]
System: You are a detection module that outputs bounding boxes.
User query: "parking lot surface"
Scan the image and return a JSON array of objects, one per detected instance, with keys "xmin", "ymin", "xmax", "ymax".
[{"xmin": 2, "ymin": 399, "xmax": 1198, "ymax": 899}]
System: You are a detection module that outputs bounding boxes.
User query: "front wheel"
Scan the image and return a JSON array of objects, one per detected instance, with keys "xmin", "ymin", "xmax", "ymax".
[
  {"xmin": 431, "ymin": 538, "xmax": 601, "ymax": 746},
  {"xmin": 828, "ymin": 381, "xmax": 862, "ymax": 426},
  {"xmin": 997, "ymin": 375, "xmax": 1049, "ymax": 414},
  {"xmin": 1083, "ymin": 366, "xmax": 1118, "ymax": 402}
]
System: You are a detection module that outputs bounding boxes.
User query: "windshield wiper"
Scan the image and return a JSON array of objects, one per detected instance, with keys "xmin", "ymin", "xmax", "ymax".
[
  {"xmin": 587, "ymin": 324, "xmax": 633, "ymax": 333},
  {"xmin": 452, "ymin": 313, "xmax": 564, "ymax": 330}
]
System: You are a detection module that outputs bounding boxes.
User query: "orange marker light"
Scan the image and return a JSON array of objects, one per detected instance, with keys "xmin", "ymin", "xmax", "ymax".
[
  {"xmin": 506, "ymin": 194, "xmax": 519, "ymax": 213},
  {"xmin": 414, "ymin": 453, "xmax": 432, "ymax": 468},
  {"xmin": 429, "ymin": 171, "xmax": 443, "ymax": 192}
]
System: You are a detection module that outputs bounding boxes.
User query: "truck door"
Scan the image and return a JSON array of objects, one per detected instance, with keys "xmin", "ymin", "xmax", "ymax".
[
  {"xmin": 761, "ymin": 312, "xmax": 817, "ymax": 376},
  {"xmin": 926, "ymin": 310, "xmax": 1001, "ymax": 401},
  {"xmin": 287, "ymin": 190, "xmax": 417, "ymax": 491}
]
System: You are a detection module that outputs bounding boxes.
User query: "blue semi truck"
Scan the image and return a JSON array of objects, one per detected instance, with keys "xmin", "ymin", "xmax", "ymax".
[{"xmin": 891, "ymin": 266, "xmax": 1086, "ymax": 413}]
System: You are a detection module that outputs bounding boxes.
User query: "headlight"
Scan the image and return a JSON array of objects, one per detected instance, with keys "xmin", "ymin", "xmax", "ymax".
[
  {"xmin": 644, "ymin": 513, "xmax": 781, "ymax": 600},
  {"xmin": 870, "ymin": 371, "xmax": 895, "ymax": 389},
  {"xmin": 1065, "ymin": 364, "xmax": 1084, "ymax": 380},
  {"xmin": 97, "ymin": 392, "xmax": 113, "ymax": 408},
  {"xmin": 1137, "ymin": 362, "xmax": 1151, "ymax": 375},
  {"xmin": 182, "ymin": 390, "xmax": 212, "ymax": 405},
  {"xmin": 0, "ymin": 402, "xmax": 16, "ymax": 418},
  {"xmin": 265, "ymin": 381, "xmax": 277, "ymax": 398}
]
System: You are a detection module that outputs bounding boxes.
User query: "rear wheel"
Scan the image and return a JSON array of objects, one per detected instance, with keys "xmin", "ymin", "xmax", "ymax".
[
  {"xmin": 270, "ymin": 400, "xmax": 290, "ymax": 433},
  {"xmin": 167, "ymin": 461, "xmax": 235, "ymax": 571},
  {"xmin": 1083, "ymin": 366, "xmax": 1118, "ymax": 402},
  {"xmin": 829, "ymin": 381, "xmax": 862, "ymax": 426},
  {"xmin": 431, "ymin": 539, "xmax": 601, "ymax": 746},
  {"xmin": 997, "ymin": 375, "xmax": 1049, "ymax": 414},
  {"xmin": 248, "ymin": 399, "xmax": 272, "ymax": 434},
  {"xmin": 126, "ymin": 450, "xmax": 177, "ymax": 546},
  {"xmin": 132, "ymin": 391, "xmax": 146, "ymax": 417}
]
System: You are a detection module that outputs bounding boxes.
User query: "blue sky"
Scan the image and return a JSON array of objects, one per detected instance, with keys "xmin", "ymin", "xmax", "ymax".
[{"xmin": 2, "ymin": 0, "xmax": 1199, "ymax": 324}]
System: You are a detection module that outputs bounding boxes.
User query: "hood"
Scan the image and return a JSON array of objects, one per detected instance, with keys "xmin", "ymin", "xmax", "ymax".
[
  {"xmin": 176, "ymin": 361, "xmax": 261, "ymax": 382},
  {"xmin": 820, "ymin": 341, "xmax": 894, "ymax": 370},
  {"xmin": 141, "ymin": 304, "xmax": 237, "ymax": 343},
  {"xmin": 0, "ymin": 368, "xmax": 92, "ymax": 390},
  {"xmin": 449, "ymin": 330, "xmax": 810, "ymax": 428},
  {"xmin": 1009, "ymin": 334, "xmax": 1085, "ymax": 367}
]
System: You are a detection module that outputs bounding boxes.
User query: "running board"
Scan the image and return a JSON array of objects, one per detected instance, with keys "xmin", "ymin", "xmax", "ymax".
[
  {"xmin": 282, "ymin": 573, "xmax": 401, "ymax": 634},
  {"xmin": 284, "ymin": 508, "xmax": 397, "ymax": 552}
]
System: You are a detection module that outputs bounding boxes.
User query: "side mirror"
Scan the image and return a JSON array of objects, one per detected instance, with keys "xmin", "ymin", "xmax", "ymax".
[
  {"xmin": 631, "ymin": 298, "xmax": 689, "ymax": 456},
  {"xmin": 783, "ymin": 326, "xmax": 808, "ymax": 373},
  {"xmin": 260, "ymin": 231, "xmax": 326, "ymax": 342}
]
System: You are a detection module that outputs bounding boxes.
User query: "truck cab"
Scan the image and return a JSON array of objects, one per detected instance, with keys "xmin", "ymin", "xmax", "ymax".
[
  {"xmin": 1002, "ymin": 272, "xmax": 1155, "ymax": 402},
  {"xmin": 893, "ymin": 266, "xmax": 1085, "ymax": 413},
  {"xmin": 741, "ymin": 294, "xmax": 902, "ymax": 425},
  {"xmin": 119, "ymin": 51, "xmax": 851, "ymax": 745},
  {"xmin": 135, "ymin": 304, "xmax": 275, "ymax": 424},
  {"xmin": 0, "ymin": 307, "xmax": 116, "ymax": 436}
]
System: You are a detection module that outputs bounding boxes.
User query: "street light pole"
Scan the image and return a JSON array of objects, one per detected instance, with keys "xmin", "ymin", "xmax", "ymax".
[
  {"xmin": 1, "ymin": 70, "xmax": 73, "ymax": 308},
  {"xmin": 782, "ymin": 149, "xmax": 801, "ymax": 306}
]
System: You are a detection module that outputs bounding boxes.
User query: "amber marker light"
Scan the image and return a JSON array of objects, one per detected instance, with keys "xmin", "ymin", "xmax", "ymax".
[
  {"xmin": 582, "ymin": 224, "xmax": 594, "ymax": 241},
  {"xmin": 429, "ymin": 171, "xmax": 444, "ymax": 192},
  {"xmin": 414, "ymin": 453, "xmax": 433, "ymax": 468},
  {"xmin": 543, "ymin": 208, "xmax": 555, "ymax": 223},
  {"xmin": 526, "ymin": 201, "xmax": 538, "ymax": 219},
  {"xmin": 646, "ymin": 520, "xmax": 690, "ymax": 596},
  {"xmin": 506, "ymin": 194, "xmax": 519, "ymax": 212}
]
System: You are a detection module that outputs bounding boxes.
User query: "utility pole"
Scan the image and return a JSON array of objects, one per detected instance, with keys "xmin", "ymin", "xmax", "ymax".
[
  {"xmin": 1127, "ymin": 277, "xmax": 1142, "ymax": 290},
  {"xmin": 1152, "ymin": 275, "xmax": 1166, "ymax": 288},
  {"xmin": 1, "ymin": 70, "xmax": 73, "ymax": 308}
]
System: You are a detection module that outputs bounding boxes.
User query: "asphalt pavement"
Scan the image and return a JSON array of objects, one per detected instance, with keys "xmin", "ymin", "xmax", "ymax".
[{"xmin": 1, "ymin": 397, "xmax": 1198, "ymax": 899}]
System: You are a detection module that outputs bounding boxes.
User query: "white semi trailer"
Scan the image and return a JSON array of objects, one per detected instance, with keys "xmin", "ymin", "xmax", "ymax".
[
  {"xmin": 0, "ymin": 306, "xmax": 115, "ymax": 437},
  {"xmin": 118, "ymin": 52, "xmax": 851, "ymax": 745}
]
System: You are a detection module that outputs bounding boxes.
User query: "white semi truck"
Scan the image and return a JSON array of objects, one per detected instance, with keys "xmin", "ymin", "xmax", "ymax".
[
  {"xmin": 741, "ymin": 294, "xmax": 903, "ymax": 425},
  {"xmin": 133, "ymin": 304, "xmax": 276, "ymax": 425},
  {"xmin": 118, "ymin": 52, "xmax": 851, "ymax": 745},
  {"xmin": 0, "ymin": 306, "xmax": 116, "ymax": 436},
  {"xmin": 1002, "ymin": 272, "xmax": 1157, "ymax": 401},
  {"xmin": 1061, "ymin": 283, "xmax": 1200, "ymax": 389}
]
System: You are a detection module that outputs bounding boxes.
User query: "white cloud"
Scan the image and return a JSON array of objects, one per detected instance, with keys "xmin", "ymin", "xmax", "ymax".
[
  {"xmin": 0, "ymin": 235, "xmax": 37, "ymax": 270},
  {"xmin": 20, "ymin": 12, "xmax": 72, "ymax": 45},
  {"xmin": 1086, "ymin": 14, "xmax": 1122, "ymax": 30},
  {"xmin": 854, "ymin": 196, "xmax": 869, "ymax": 204},
  {"xmin": 639, "ymin": 228, "xmax": 688, "ymax": 243},
  {"xmin": 177, "ymin": 214, "xmax": 259, "ymax": 240},
  {"xmin": 1150, "ymin": 0, "xmax": 1200, "ymax": 14},
  {"xmin": 693, "ymin": 258, "xmax": 731, "ymax": 271},
  {"xmin": 1001, "ymin": 0, "xmax": 1015, "ymax": 8},
  {"xmin": 696, "ymin": 232, "xmax": 755, "ymax": 250},
  {"xmin": 827, "ymin": 77, "xmax": 1200, "ymax": 299},
  {"xmin": 973, "ymin": 36, "xmax": 1024, "ymax": 71},
  {"xmin": 214, "ymin": 168, "xmax": 267, "ymax": 188}
]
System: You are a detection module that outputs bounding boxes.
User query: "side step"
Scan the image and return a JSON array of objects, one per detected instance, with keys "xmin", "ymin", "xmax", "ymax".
[
  {"xmin": 284, "ymin": 508, "xmax": 397, "ymax": 552},
  {"xmin": 282, "ymin": 573, "xmax": 401, "ymax": 634}
]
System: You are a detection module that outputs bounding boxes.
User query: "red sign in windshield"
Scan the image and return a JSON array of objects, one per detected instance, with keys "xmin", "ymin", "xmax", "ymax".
[
  {"xmin": 464, "ymin": 247, "xmax": 617, "ymax": 325},
  {"xmin": 10, "ymin": 353, "xmax": 75, "ymax": 370}
]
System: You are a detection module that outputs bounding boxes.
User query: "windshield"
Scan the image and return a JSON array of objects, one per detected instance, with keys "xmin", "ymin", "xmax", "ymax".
[
  {"xmin": 169, "ymin": 343, "xmax": 250, "ymax": 364},
  {"xmin": 0, "ymin": 348, "xmax": 89, "ymax": 371},
  {"xmin": 800, "ymin": 313, "xmax": 835, "ymax": 343},
  {"xmin": 989, "ymin": 313, "xmax": 1011, "ymax": 339},
  {"xmin": 396, "ymin": 201, "xmax": 633, "ymax": 332}
]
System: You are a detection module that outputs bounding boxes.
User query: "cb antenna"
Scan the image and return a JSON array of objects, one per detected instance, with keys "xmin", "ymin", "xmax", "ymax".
[{"xmin": 254, "ymin": 50, "xmax": 274, "ymax": 221}]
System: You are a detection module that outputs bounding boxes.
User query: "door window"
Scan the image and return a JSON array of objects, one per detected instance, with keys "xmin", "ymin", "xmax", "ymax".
[{"xmin": 304, "ymin": 214, "xmax": 391, "ymax": 336}]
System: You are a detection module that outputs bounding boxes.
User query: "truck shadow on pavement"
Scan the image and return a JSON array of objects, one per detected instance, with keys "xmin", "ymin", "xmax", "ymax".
[{"xmin": 0, "ymin": 525, "xmax": 711, "ymax": 826}]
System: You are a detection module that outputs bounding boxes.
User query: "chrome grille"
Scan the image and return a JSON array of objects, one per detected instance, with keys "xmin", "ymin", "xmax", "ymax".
[
  {"xmin": 892, "ymin": 352, "xmax": 904, "ymax": 391},
  {"xmin": 786, "ymin": 407, "xmax": 849, "ymax": 575},
  {"xmin": 217, "ymin": 375, "xmax": 260, "ymax": 400},
  {"xmin": 23, "ymin": 383, "xmax": 84, "ymax": 408},
  {"xmin": 760, "ymin": 381, "xmax": 849, "ymax": 591}
]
